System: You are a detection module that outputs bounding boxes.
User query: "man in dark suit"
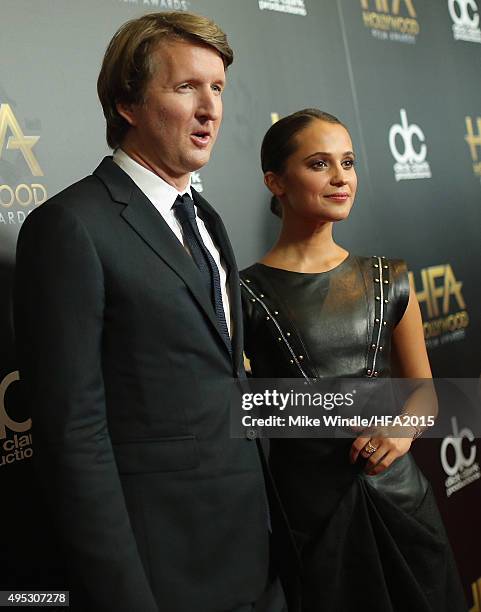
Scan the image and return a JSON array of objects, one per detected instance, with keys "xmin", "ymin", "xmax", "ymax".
[{"xmin": 14, "ymin": 12, "xmax": 274, "ymax": 612}]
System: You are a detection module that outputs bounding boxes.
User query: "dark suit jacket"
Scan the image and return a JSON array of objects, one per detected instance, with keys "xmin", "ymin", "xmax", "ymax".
[{"xmin": 13, "ymin": 157, "xmax": 270, "ymax": 612}]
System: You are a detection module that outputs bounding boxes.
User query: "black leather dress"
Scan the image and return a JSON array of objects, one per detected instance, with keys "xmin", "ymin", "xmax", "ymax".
[{"xmin": 240, "ymin": 255, "xmax": 466, "ymax": 612}]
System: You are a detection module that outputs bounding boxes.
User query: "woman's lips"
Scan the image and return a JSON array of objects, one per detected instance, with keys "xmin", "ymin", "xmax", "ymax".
[{"xmin": 324, "ymin": 193, "xmax": 349, "ymax": 203}]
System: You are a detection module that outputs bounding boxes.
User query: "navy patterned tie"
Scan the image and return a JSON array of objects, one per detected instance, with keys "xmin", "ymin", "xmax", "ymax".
[{"xmin": 173, "ymin": 194, "xmax": 232, "ymax": 355}]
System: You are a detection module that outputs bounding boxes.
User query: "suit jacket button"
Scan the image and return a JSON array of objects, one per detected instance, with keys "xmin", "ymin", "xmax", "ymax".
[{"xmin": 246, "ymin": 428, "xmax": 257, "ymax": 440}]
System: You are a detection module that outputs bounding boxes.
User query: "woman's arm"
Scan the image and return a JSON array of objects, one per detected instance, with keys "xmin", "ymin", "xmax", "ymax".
[
  {"xmin": 391, "ymin": 276, "xmax": 432, "ymax": 379},
  {"xmin": 350, "ymin": 278, "xmax": 436, "ymax": 474}
]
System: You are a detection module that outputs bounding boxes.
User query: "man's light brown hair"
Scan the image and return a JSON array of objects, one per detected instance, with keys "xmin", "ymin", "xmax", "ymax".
[{"xmin": 97, "ymin": 11, "xmax": 234, "ymax": 149}]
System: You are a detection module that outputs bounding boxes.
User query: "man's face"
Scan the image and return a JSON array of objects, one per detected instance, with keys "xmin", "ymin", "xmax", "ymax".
[{"xmin": 118, "ymin": 39, "xmax": 226, "ymax": 189}]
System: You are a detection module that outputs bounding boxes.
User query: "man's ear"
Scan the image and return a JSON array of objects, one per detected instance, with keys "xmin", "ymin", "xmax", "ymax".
[
  {"xmin": 116, "ymin": 101, "xmax": 138, "ymax": 127},
  {"xmin": 264, "ymin": 171, "xmax": 285, "ymax": 197}
]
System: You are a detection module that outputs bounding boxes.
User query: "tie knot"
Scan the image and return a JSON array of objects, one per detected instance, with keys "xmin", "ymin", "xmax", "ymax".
[{"xmin": 174, "ymin": 193, "xmax": 196, "ymax": 222}]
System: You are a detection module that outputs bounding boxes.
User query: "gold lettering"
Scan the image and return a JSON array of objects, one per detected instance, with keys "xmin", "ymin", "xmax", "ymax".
[
  {"xmin": 465, "ymin": 116, "xmax": 481, "ymax": 162},
  {"xmin": 361, "ymin": 0, "xmax": 415, "ymax": 15},
  {"xmin": 361, "ymin": 0, "xmax": 389, "ymax": 11},
  {"xmin": 392, "ymin": 0, "xmax": 416, "ymax": 17},
  {"xmin": 412, "ymin": 265, "xmax": 466, "ymax": 320},
  {"xmin": 422, "ymin": 311, "xmax": 469, "ymax": 338},
  {"xmin": 443, "ymin": 264, "xmax": 465, "ymax": 313},
  {"xmin": 0, "ymin": 183, "xmax": 47, "ymax": 207},
  {"xmin": 0, "ymin": 184, "xmax": 14, "ymax": 207},
  {"xmin": 470, "ymin": 576, "xmax": 481, "ymax": 612},
  {"xmin": 473, "ymin": 161, "xmax": 481, "ymax": 176},
  {"xmin": 411, "ymin": 268, "xmax": 435, "ymax": 318},
  {"xmin": 0, "ymin": 104, "xmax": 43, "ymax": 176},
  {"xmin": 15, "ymin": 184, "xmax": 33, "ymax": 207},
  {"xmin": 31, "ymin": 183, "xmax": 47, "ymax": 205},
  {"xmin": 427, "ymin": 266, "xmax": 447, "ymax": 318}
]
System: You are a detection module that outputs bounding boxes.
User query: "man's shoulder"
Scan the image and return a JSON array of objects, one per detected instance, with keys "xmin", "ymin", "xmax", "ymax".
[
  {"xmin": 50, "ymin": 173, "xmax": 105, "ymax": 207},
  {"xmin": 48, "ymin": 158, "xmax": 116, "ymax": 209},
  {"xmin": 24, "ymin": 159, "xmax": 119, "ymax": 228}
]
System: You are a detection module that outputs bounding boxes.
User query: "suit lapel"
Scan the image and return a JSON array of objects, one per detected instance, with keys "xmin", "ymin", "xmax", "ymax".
[{"xmin": 93, "ymin": 158, "xmax": 232, "ymax": 360}]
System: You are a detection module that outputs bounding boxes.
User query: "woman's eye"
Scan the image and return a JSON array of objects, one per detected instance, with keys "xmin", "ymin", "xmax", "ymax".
[
  {"xmin": 343, "ymin": 159, "xmax": 356, "ymax": 168},
  {"xmin": 311, "ymin": 160, "xmax": 327, "ymax": 169}
]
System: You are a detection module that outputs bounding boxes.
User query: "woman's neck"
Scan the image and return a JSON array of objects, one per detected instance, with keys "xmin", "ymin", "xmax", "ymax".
[{"xmin": 260, "ymin": 217, "xmax": 348, "ymax": 273}]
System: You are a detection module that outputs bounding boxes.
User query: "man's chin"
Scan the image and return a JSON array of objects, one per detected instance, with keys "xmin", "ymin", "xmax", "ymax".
[
  {"xmin": 186, "ymin": 152, "xmax": 212, "ymax": 173},
  {"xmin": 189, "ymin": 155, "xmax": 210, "ymax": 172}
]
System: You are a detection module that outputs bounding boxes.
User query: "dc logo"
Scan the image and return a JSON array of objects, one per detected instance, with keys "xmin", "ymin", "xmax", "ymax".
[
  {"xmin": 389, "ymin": 109, "xmax": 427, "ymax": 164},
  {"xmin": 440, "ymin": 417, "xmax": 476, "ymax": 476},
  {"xmin": 0, "ymin": 371, "xmax": 31, "ymax": 440},
  {"xmin": 448, "ymin": 0, "xmax": 480, "ymax": 27}
]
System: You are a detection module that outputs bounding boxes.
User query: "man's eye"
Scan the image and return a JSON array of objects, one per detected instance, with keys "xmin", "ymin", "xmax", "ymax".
[
  {"xmin": 212, "ymin": 84, "xmax": 223, "ymax": 93},
  {"xmin": 178, "ymin": 83, "xmax": 193, "ymax": 90}
]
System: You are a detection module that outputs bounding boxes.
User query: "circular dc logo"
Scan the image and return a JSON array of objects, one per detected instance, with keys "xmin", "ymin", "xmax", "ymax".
[
  {"xmin": 448, "ymin": 0, "xmax": 480, "ymax": 27},
  {"xmin": 440, "ymin": 417, "xmax": 476, "ymax": 476},
  {"xmin": 388, "ymin": 109, "xmax": 427, "ymax": 164},
  {"xmin": 0, "ymin": 371, "xmax": 31, "ymax": 439}
]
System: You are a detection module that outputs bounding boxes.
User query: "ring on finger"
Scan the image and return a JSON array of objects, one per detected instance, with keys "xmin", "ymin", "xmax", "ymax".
[{"xmin": 364, "ymin": 440, "xmax": 378, "ymax": 455}]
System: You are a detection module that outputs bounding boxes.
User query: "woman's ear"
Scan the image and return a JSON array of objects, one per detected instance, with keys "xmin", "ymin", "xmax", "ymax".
[{"xmin": 264, "ymin": 171, "xmax": 285, "ymax": 197}]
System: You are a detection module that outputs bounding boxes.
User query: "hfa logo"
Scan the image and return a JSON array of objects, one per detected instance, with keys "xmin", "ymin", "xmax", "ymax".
[
  {"xmin": 465, "ymin": 116, "xmax": 481, "ymax": 178},
  {"xmin": 448, "ymin": 0, "xmax": 481, "ymax": 43},
  {"xmin": 361, "ymin": 0, "xmax": 416, "ymax": 15},
  {"xmin": 360, "ymin": 0, "xmax": 419, "ymax": 43},
  {"xmin": 0, "ymin": 103, "xmax": 47, "ymax": 221},
  {"xmin": 0, "ymin": 371, "xmax": 33, "ymax": 468},
  {"xmin": 0, "ymin": 104, "xmax": 43, "ymax": 176},
  {"xmin": 409, "ymin": 264, "xmax": 469, "ymax": 346},
  {"xmin": 388, "ymin": 109, "xmax": 431, "ymax": 181},
  {"xmin": 440, "ymin": 417, "xmax": 480, "ymax": 497}
]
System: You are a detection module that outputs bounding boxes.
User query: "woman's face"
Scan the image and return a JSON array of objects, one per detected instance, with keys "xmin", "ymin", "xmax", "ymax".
[{"xmin": 270, "ymin": 119, "xmax": 357, "ymax": 223}]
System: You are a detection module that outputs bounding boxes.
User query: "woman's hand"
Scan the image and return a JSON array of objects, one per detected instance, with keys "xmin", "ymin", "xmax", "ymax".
[
  {"xmin": 349, "ymin": 430, "xmax": 414, "ymax": 475},
  {"xmin": 349, "ymin": 277, "xmax": 433, "ymax": 476}
]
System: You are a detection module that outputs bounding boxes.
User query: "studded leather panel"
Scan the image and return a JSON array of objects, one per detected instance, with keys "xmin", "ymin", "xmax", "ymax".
[{"xmin": 241, "ymin": 255, "xmax": 409, "ymax": 379}]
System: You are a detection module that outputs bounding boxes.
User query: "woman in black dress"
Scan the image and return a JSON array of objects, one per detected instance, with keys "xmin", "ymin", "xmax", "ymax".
[{"xmin": 240, "ymin": 109, "xmax": 466, "ymax": 611}]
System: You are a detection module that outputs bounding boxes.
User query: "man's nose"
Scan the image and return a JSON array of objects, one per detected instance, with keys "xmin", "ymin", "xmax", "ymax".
[{"xmin": 196, "ymin": 87, "xmax": 221, "ymax": 121}]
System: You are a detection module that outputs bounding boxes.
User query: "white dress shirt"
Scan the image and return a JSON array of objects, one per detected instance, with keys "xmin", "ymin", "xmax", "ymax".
[{"xmin": 113, "ymin": 148, "xmax": 231, "ymax": 337}]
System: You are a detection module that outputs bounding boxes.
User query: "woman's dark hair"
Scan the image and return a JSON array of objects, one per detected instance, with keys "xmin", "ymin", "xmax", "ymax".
[{"xmin": 261, "ymin": 109, "xmax": 345, "ymax": 218}]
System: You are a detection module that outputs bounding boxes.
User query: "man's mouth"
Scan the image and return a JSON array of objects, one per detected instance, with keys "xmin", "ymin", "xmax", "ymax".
[{"xmin": 191, "ymin": 131, "xmax": 211, "ymax": 147}]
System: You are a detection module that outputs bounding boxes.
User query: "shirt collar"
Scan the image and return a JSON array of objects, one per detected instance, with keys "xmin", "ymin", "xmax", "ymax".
[{"xmin": 113, "ymin": 148, "xmax": 192, "ymax": 214}]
